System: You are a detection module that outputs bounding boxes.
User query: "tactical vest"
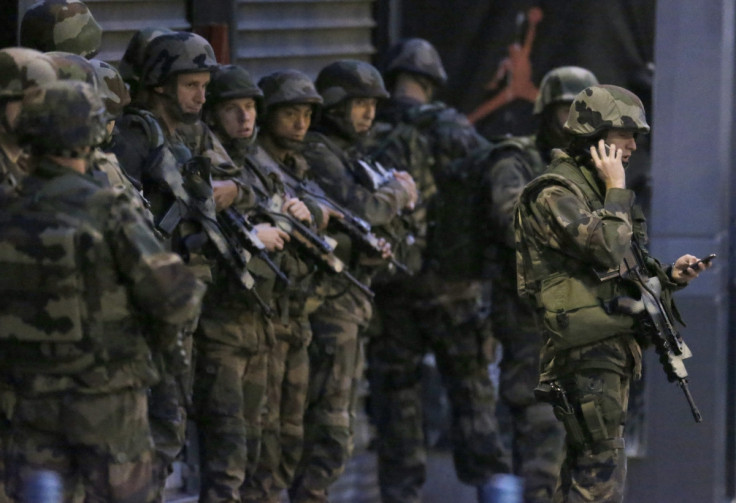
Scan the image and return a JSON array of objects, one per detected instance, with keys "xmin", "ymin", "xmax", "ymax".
[
  {"xmin": 515, "ymin": 156, "xmax": 637, "ymax": 350},
  {"xmin": 483, "ymin": 135, "xmax": 546, "ymax": 288},
  {"xmin": 0, "ymin": 170, "xmax": 149, "ymax": 375}
]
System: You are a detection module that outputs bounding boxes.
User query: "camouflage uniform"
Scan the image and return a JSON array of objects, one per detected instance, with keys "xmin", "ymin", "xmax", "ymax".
[
  {"xmin": 515, "ymin": 85, "xmax": 664, "ymax": 502},
  {"xmin": 366, "ymin": 39, "xmax": 508, "ymax": 503},
  {"xmin": 0, "ymin": 46, "xmax": 59, "ymax": 503},
  {"xmin": 211, "ymin": 68, "xmax": 327, "ymax": 503},
  {"xmin": 111, "ymin": 32, "xmax": 233, "ymax": 501},
  {"xmin": 196, "ymin": 66, "xmax": 306, "ymax": 501},
  {"xmin": 0, "ymin": 81, "xmax": 204, "ymax": 503},
  {"xmin": 290, "ymin": 60, "xmax": 414, "ymax": 503},
  {"xmin": 486, "ymin": 67, "xmax": 598, "ymax": 503},
  {"xmin": 20, "ymin": 0, "xmax": 102, "ymax": 58}
]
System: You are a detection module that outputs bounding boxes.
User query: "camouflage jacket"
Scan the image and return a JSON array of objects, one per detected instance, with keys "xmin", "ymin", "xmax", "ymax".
[
  {"xmin": 483, "ymin": 135, "xmax": 546, "ymax": 293},
  {"xmin": 112, "ymin": 107, "xmax": 238, "ymax": 283},
  {"xmin": 304, "ymin": 130, "xmax": 410, "ymax": 228},
  {"xmin": 0, "ymin": 158, "xmax": 205, "ymax": 394},
  {"xmin": 515, "ymin": 151, "xmax": 680, "ymax": 360},
  {"xmin": 368, "ymin": 97, "xmax": 437, "ymax": 277},
  {"xmin": 301, "ymin": 128, "xmax": 410, "ymax": 315},
  {"xmin": 247, "ymin": 141, "xmax": 326, "ymax": 323}
]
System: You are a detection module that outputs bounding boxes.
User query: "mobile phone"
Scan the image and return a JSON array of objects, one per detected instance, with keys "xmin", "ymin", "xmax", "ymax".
[{"xmin": 689, "ymin": 253, "xmax": 717, "ymax": 269}]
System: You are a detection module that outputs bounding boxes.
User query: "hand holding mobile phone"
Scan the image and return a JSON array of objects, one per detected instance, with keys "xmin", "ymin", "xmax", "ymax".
[{"xmin": 689, "ymin": 253, "xmax": 717, "ymax": 269}]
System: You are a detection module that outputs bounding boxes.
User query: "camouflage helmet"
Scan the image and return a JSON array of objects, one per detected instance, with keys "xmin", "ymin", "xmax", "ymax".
[
  {"xmin": 383, "ymin": 38, "xmax": 448, "ymax": 88},
  {"xmin": 118, "ymin": 26, "xmax": 173, "ymax": 85},
  {"xmin": 46, "ymin": 51, "xmax": 99, "ymax": 89},
  {"xmin": 533, "ymin": 66, "xmax": 599, "ymax": 115},
  {"xmin": 20, "ymin": 0, "xmax": 102, "ymax": 58},
  {"xmin": 315, "ymin": 60, "xmax": 389, "ymax": 109},
  {"xmin": 0, "ymin": 47, "xmax": 58, "ymax": 101},
  {"xmin": 16, "ymin": 80, "xmax": 107, "ymax": 155},
  {"xmin": 258, "ymin": 69, "xmax": 323, "ymax": 110},
  {"xmin": 140, "ymin": 31, "xmax": 218, "ymax": 88},
  {"xmin": 564, "ymin": 85, "xmax": 650, "ymax": 137},
  {"xmin": 207, "ymin": 64, "xmax": 264, "ymax": 109},
  {"xmin": 89, "ymin": 59, "xmax": 131, "ymax": 118}
]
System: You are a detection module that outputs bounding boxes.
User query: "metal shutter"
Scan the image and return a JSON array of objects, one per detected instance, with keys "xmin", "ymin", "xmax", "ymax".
[
  {"xmin": 234, "ymin": 0, "xmax": 376, "ymax": 81},
  {"xmin": 59, "ymin": 0, "xmax": 190, "ymax": 64}
]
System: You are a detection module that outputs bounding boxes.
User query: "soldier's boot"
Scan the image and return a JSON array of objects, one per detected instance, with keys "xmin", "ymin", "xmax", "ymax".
[{"xmin": 476, "ymin": 474, "xmax": 524, "ymax": 503}]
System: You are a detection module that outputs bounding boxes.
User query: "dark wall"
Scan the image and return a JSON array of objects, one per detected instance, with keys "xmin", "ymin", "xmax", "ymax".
[
  {"xmin": 398, "ymin": 0, "xmax": 655, "ymax": 138},
  {"xmin": 1, "ymin": 3, "xmax": 19, "ymax": 48}
]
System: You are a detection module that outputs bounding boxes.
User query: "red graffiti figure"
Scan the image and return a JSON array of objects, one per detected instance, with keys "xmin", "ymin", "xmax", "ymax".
[{"xmin": 467, "ymin": 7, "xmax": 542, "ymax": 125}]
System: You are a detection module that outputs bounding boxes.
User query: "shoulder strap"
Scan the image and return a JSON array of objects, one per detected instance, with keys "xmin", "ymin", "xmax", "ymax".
[{"xmin": 123, "ymin": 107, "xmax": 166, "ymax": 150}]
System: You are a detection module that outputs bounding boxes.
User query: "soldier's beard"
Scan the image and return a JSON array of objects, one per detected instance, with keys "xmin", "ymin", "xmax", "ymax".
[{"xmin": 161, "ymin": 93, "xmax": 200, "ymax": 125}]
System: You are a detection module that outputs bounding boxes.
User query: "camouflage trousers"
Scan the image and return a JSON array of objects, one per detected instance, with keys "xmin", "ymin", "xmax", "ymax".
[
  {"xmin": 493, "ymin": 291, "xmax": 565, "ymax": 503},
  {"xmin": 242, "ymin": 315, "xmax": 312, "ymax": 503},
  {"xmin": 147, "ymin": 323, "xmax": 196, "ymax": 503},
  {"xmin": 290, "ymin": 290, "xmax": 371, "ymax": 503},
  {"xmin": 193, "ymin": 307, "xmax": 271, "ymax": 503},
  {"xmin": 552, "ymin": 369, "xmax": 631, "ymax": 503},
  {"xmin": 368, "ymin": 279, "xmax": 509, "ymax": 503},
  {"xmin": 6, "ymin": 388, "xmax": 154, "ymax": 503}
]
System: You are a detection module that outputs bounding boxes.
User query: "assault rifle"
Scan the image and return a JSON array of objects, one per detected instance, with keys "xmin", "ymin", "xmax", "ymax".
[
  {"xmin": 611, "ymin": 246, "xmax": 702, "ymax": 423},
  {"xmin": 280, "ymin": 172, "xmax": 411, "ymax": 275},
  {"xmin": 250, "ymin": 186, "xmax": 374, "ymax": 300},
  {"xmin": 149, "ymin": 153, "xmax": 273, "ymax": 314},
  {"xmin": 217, "ymin": 207, "xmax": 290, "ymax": 286},
  {"xmin": 301, "ymin": 180, "xmax": 410, "ymax": 275}
]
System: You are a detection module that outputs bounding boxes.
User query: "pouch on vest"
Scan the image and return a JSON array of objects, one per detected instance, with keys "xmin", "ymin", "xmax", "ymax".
[
  {"xmin": 540, "ymin": 273, "xmax": 634, "ymax": 350},
  {"xmin": 0, "ymin": 216, "xmax": 84, "ymax": 343}
]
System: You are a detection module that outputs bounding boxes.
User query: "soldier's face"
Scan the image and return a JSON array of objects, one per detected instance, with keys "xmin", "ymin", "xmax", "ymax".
[
  {"xmin": 2, "ymin": 100, "xmax": 22, "ymax": 132},
  {"xmin": 216, "ymin": 97, "xmax": 257, "ymax": 139},
  {"xmin": 605, "ymin": 129, "xmax": 637, "ymax": 165},
  {"xmin": 349, "ymin": 97, "xmax": 377, "ymax": 134},
  {"xmin": 269, "ymin": 104, "xmax": 312, "ymax": 142},
  {"xmin": 553, "ymin": 103, "xmax": 571, "ymax": 129},
  {"xmin": 175, "ymin": 72, "xmax": 211, "ymax": 115}
]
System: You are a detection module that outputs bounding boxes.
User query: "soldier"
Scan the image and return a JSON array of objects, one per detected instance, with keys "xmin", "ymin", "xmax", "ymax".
[
  {"xmin": 0, "ymin": 80, "xmax": 204, "ymax": 503},
  {"xmin": 485, "ymin": 66, "xmax": 599, "ymax": 503},
  {"xmin": 514, "ymin": 84, "xmax": 708, "ymax": 502},
  {"xmin": 20, "ymin": 0, "xmax": 102, "ymax": 58},
  {"xmin": 289, "ymin": 59, "xmax": 417, "ymax": 503},
  {"xmin": 111, "ymin": 31, "xmax": 242, "ymax": 501},
  {"xmin": 203, "ymin": 65, "xmax": 330, "ymax": 503},
  {"xmin": 195, "ymin": 64, "xmax": 320, "ymax": 503},
  {"xmin": 368, "ymin": 38, "xmax": 509, "ymax": 503},
  {"xmin": 0, "ymin": 48, "xmax": 58, "ymax": 193},
  {"xmin": 0, "ymin": 46, "xmax": 59, "ymax": 503}
]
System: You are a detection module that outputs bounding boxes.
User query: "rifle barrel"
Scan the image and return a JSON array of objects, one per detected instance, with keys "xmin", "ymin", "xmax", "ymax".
[{"xmin": 679, "ymin": 379, "xmax": 703, "ymax": 423}]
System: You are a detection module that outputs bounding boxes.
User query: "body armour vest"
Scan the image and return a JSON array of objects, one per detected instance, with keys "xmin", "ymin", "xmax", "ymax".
[{"xmin": 515, "ymin": 155, "xmax": 640, "ymax": 350}]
